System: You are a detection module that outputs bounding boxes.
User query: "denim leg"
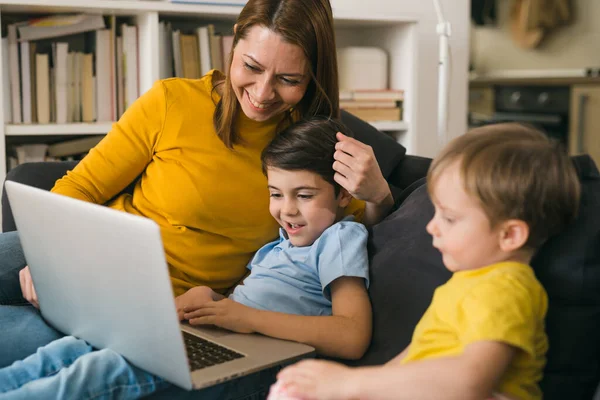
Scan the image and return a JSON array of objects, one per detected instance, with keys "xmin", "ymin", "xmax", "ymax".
[
  {"xmin": 0, "ymin": 336, "xmax": 93, "ymax": 392},
  {"xmin": 0, "ymin": 305, "xmax": 64, "ymax": 368},
  {"xmin": 0, "ymin": 347, "xmax": 168, "ymax": 400},
  {"xmin": 0, "ymin": 231, "xmax": 27, "ymax": 306}
]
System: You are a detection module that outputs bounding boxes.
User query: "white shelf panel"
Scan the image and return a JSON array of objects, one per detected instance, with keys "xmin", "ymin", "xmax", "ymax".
[
  {"xmin": 370, "ymin": 120, "xmax": 408, "ymax": 132},
  {"xmin": 0, "ymin": 0, "xmax": 416, "ymax": 23},
  {"xmin": 0, "ymin": 0, "xmax": 242, "ymax": 17},
  {"xmin": 6, "ymin": 123, "xmax": 113, "ymax": 136}
]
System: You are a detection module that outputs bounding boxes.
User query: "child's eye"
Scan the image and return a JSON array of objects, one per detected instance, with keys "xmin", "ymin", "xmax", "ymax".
[
  {"xmin": 298, "ymin": 194, "xmax": 313, "ymax": 200},
  {"xmin": 270, "ymin": 193, "xmax": 282, "ymax": 198},
  {"xmin": 443, "ymin": 216, "xmax": 455, "ymax": 224}
]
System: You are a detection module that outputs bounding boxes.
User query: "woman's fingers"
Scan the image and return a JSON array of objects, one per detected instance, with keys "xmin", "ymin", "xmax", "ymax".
[
  {"xmin": 336, "ymin": 132, "xmax": 368, "ymax": 152},
  {"xmin": 19, "ymin": 266, "xmax": 39, "ymax": 308}
]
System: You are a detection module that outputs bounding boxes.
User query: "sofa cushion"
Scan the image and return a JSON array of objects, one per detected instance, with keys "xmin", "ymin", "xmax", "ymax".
[
  {"xmin": 532, "ymin": 155, "xmax": 600, "ymax": 399},
  {"xmin": 348, "ymin": 180, "xmax": 451, "ymax": 366},
  {"xmin": 340, "ymin": 110, "xmax": 406, "ymax": 180}
]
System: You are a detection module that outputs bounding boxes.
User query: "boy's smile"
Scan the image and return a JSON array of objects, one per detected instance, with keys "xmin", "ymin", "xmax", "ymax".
[{"xmin": 267, "ymin": 167, "xmax": 351, "ymax": 247}]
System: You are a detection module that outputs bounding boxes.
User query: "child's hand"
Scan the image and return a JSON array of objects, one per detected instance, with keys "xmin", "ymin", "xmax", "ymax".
[
  {"xmin": 184, "ymin": 298, "xmax": 256, "ymax": 333},
  {"xmin": 267, "ymin": 380, "xmax": 305, "ymax": 400},
  {"xmin": 275, "ymin": 359, "xmax": 356, "ymax": 400},
  {"xmin": 174, "ymin": 286, "xmax": 216, "ymax": 320}
]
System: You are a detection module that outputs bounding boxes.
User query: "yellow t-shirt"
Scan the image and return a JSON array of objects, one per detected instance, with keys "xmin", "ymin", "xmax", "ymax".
[
  {"xmin": 402, "ymin": 262, "xmax": 548, "ymax": 400},
  {"xmin": 51, "ymin": 71, "xmax": 364, "ymax": 296}
]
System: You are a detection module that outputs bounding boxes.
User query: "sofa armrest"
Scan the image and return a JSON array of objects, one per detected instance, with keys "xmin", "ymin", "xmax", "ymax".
[{"xmin": 2, "ymin": 161, "xmax": 78, "ymax": 232}]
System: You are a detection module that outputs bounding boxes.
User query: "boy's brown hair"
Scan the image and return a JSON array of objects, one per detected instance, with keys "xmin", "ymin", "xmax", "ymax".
[{"xmin": 427, "ymin": 123, "xmax": 580, "ymax": 249}]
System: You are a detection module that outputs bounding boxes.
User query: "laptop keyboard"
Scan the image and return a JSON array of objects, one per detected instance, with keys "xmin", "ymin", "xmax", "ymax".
[{"xmin": 183, "ymin": 331, "xmax": 245, "ymax": 371}]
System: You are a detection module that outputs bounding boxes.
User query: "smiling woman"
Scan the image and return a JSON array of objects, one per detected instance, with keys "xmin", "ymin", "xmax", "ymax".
[{"xmin": 214, "ymin": 0, "xmax": 340, "ymax": 147}]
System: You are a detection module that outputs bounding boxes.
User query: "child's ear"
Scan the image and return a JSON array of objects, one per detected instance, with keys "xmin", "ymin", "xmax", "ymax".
[
  {"xmin": 498, "ymin": 219, "xmax": 529, "ymax": 253},
  {"xmin": 337, "ymin": 188, "xmax": 353, "ymax": 208}
]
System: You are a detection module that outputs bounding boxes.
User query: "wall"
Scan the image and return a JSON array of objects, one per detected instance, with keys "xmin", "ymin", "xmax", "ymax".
[{"xmin": 472, "ymin": 0, "xmax": 600, "ymax": 72}]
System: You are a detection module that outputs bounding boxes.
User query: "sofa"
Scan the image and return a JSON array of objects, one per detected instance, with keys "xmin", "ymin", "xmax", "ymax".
[{"xmin": 3, "ymin": 111, "xmax": 600, "ymax": 400}]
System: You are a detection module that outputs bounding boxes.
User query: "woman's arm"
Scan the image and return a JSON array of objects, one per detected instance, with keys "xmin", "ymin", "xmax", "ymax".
[
  {"xmin": 277, "ymin": 341, "xmax": 516, "ymax": 400},
  {"xmin": 51, "ymin": 81, "xmax": 167, "ymax": 203},
  {"xmin": 184, "ymin": 276, "xmax": 372, "ymax": 360},
  {"xmin": 333, "ymin": 132, "xmax": 394, "ymax": 226}
]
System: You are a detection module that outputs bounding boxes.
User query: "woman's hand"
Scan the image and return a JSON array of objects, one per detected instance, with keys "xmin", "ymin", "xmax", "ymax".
[
  {"xmin": 334, "ymin": 132, "xmax": 394, "ymax": 225},
  {"xmin": 183, "ymin": 298, "xmax": 256, "ymax": 333},
  {"xmin": 273, "ymin": 359, "xmax": 358, "ymax": 400},
  {"xmin": 333, "ymin": 132, "xmax": 390, "ymax": 205},
  {"xmin": 174, "ymin": 286, "xmax": 222, "ymax": 320},
  {"xmin": 19, "ymin": 266, "xmax": 39, "ymax": 309}
]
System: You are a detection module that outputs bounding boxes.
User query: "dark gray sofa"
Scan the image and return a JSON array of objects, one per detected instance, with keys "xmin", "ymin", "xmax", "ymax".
[{"xmin": 3, "ymin": 111, "xmax": 600, "ymax": 399}]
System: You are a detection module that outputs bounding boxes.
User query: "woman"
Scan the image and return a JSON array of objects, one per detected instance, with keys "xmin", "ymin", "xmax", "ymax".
[{"xmin": 0, "ymin": 0, "xmax": 392, "ymax": 391}]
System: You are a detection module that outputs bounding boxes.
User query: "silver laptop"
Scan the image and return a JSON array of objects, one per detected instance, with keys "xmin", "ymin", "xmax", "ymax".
[{"xmin": 5, "ymin": 181, "xmax": 314, "ymax": 390}]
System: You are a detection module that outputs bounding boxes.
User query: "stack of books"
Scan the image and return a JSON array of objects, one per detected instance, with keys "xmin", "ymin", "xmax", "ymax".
[
  {"xmin": 159, "ymin": 22, "xmax": 234, "ymax": 80},
  {"xmin": 340, "ymin": 89, "xmax": 404, "ymax": 122},
  {"xmin": 3, "ymin": 13, "xmax": 140, "ymax": 125}
]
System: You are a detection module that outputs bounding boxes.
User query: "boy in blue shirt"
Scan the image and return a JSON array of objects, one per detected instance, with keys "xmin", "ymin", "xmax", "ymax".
[{"xmin": 0, "ymin": 117, "xmax": 372, "ymax": 399}]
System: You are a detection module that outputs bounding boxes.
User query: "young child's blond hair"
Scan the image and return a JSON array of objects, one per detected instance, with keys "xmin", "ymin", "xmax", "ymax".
[{"xmin": 427, "ymin": 123, "xmax": 580, "ymax": 249}]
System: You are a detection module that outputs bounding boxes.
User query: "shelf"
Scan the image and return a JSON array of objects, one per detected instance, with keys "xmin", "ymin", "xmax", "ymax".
[
  {"xmin": 0, "ymin": 0, "xmax": 242, "ymax": 17},
  {"xmin": 5, "ymin": 123, "xmax": 113, "ymax": 136},
  {"xmin": 370, "ymin": 121, "xmax": 408, "ymax": 132},
  {"xmin": 0, "ymin": 0, "xmax": 416, "ymax": 24}
]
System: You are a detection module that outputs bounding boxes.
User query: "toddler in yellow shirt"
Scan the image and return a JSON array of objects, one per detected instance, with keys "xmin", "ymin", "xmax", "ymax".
[{"xmin": 270, "ymin": 123, "xmax": 581, "ymax": 400}]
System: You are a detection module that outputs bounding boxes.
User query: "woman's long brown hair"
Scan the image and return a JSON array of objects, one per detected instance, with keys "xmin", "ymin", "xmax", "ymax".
[{"xmin": 213, "ymin": 0, "xmax": 340, "ymax": 148}]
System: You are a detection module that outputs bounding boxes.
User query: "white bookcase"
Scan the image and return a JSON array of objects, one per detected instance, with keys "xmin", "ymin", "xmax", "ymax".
[{"xmin": 0, "ymin": 0, "xmax": 469, "ymax": 188}]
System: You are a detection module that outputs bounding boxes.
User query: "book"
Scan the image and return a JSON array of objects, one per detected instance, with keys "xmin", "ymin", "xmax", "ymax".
[
  {"xmin": 95, "ymin": 29, "xmax": 112, "ymax": 121},
  {"xmin": 172, "ymin": 30, "xmax": 183, "ymax": 78},
  {"xmin": 180, "ymin": 34, "xmax": 201, "ymax": 79},
  {"xmin": 35, "ymin": 53, "xmax": 50, "ymax": 124},
  {"xmin": 159, "ymin": 22, "xmax": 174, "ymax": 79},
  {"xmin": 1, "ymin": 39, "xmax": 11, "ymax": 123},
  {"xmin": 122, "ymin": 24, "xmax": 139, "ymax": 111},
  {"xmin": 340, "ymin": 100, "xmax": 398, "ymax": 109},
  {"xmin": 47, "ymin": 136, "xmax": 104, "ymax": 158},
  {"xmin": 20, "ymin": 41, "xmax": 32, "ymax": 123},
  {"xmin": 208, "ymin": 24, "xmax": 223, "ymax": 72},
  {"xmin": 343, "ymin": 107, "xmax": 402, "ymax": 122},
  {"xmin": 17, "ymin": 14, "xmax": 106, "ymax": 42},
  {"xmin": 340, "ymin": 89, "xmax": 404, "ymax": 102},
  {"xmin": 53, "ymin": 42, "xmax": 69, "ymax": 124},
  {"xmin": 8, "ymin": 24, "xmax": 22, "ymax": 123},
  {"xmin": 196, "ymin": 26, "xmax": 211, "ymax": 76},
  {"xmin": 221, "ymin": 35, "xmax": 234, "ymax": 73},
  {"xmin": 81, "ymin": 53, "xmax": 95, "ymax": 122}
]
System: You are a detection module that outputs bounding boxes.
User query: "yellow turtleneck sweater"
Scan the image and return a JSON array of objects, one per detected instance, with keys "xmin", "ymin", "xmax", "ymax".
[{"xmin": 52, "ymin": 71, "xmax": 363, "ymax": 296}]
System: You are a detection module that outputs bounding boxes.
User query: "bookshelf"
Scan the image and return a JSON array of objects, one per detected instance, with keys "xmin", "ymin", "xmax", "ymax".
[{"xmin": 0, "ymin": 0, "xmax": 469, "ymax": 195}]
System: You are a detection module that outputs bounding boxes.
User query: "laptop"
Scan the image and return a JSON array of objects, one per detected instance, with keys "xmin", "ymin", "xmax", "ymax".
[{"xmin": 5, "ymin": 181, "xmax": 314, "ymax": 390}]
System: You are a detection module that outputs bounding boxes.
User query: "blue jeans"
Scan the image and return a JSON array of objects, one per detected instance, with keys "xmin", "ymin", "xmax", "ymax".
[
  {"xmin": 0, "ymin": 336, "xmax": 282, "ymax": 400},
  {"xmin": 0, "ymin": 336, "xmax": 168, "ymax": 399},
  {"xmin": 0, "ymin": 231, "xmax": 64, "ymax": 367}
]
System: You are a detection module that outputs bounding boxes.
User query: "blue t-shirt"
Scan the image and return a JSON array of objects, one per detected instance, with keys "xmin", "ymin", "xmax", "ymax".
[{"xmin": 229, "ymin": 217, "xmax": 369, "ymax": 316}]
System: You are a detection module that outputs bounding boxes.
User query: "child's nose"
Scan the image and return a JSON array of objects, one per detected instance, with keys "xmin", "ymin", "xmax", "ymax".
[
  {"xmin": 426, "ymin": 219, "xmax": 438, "ymax": 236},
  {"xmin": 281, "ymin": 200, "xmax": 298, "ymax": 215}
]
